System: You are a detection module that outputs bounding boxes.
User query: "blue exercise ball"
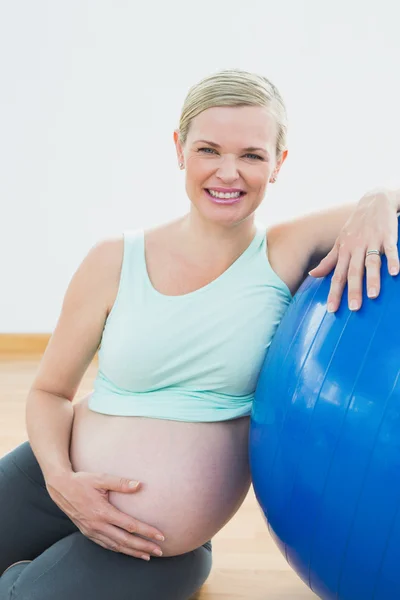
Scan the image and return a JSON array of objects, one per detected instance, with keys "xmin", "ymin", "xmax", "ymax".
[{"xmin": 249, "ymin": 220, "xmax": 400, "ymax": 599}]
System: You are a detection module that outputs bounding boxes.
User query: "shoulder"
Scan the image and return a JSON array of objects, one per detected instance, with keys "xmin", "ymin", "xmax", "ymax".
[
  {"xmin": 266, "ymin": 218, "xmax": 317, "ymax": 296},
  {"xmin": 86, "ymin": 235, "xmax": 125, "ymax": 314},
  {"xmin": 89, "ymin": 235, "xmax": 125, "ymax": 277}
]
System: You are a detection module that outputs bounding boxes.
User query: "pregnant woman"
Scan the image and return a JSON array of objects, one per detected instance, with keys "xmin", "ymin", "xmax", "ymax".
[{"xmin": 1, "ymin": 69, "xmax": 399, "ymax": 600}]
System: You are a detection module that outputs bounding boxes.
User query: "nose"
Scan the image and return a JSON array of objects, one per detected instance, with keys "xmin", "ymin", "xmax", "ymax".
[{"xmin": 216, "ymin": 155, "xmax": 240, "ymax": 183}]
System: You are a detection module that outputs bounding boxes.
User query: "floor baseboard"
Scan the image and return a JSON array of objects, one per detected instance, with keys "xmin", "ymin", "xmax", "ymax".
[{"xmin": 0, "ymin": 334, "xmax": 51, "ymax": 355}]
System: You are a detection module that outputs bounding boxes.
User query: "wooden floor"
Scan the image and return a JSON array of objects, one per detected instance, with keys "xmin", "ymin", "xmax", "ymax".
[{"xmin": 0, "ymin": 355, "xmax": 316, "ymax": 599}]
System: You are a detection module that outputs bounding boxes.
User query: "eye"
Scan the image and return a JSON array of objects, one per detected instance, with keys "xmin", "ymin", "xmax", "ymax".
[
  {"xmin": 197, "ymin": 147, "xmax": 217, "ymax": 155},
  {"xmin": 244, "ymin": 153, "xmax": 264, "ymax": 161},
  {"xmin": 196, "ymin": 148, "xmax": 265, "ymax": 161}
]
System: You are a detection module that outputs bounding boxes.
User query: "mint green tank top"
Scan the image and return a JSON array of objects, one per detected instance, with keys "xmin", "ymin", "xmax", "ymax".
[{"xmin": 88, "ymin": 223, "xmax": 292, "ymax": 422}]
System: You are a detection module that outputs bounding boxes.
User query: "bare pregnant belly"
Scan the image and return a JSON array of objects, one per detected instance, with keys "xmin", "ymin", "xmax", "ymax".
[{"xmin": 69, "ymin": 394, "xmax": 252, "ymax": 557}]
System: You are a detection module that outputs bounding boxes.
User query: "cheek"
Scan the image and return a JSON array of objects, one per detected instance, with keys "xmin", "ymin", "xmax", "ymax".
[
  {"xmin": 186, "ymin": 160, "xmax": 214, "ymax": 181},
  {"xmin": 251, "ymin": 169, "xmax": 270, "ymax": 190}
]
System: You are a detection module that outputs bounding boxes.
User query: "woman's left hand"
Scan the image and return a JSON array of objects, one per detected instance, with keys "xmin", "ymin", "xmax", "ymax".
[{"xmin": 309, "ymin": 188, "xmax": 400, "ymax": 313}]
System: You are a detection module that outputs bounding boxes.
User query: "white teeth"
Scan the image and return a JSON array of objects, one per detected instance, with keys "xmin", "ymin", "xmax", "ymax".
[{"xmin": 208, "ymin": 190, "xmax": 241, "ymax": 199}]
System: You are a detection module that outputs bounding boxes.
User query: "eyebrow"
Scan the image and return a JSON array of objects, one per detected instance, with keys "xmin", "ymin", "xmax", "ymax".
[{"xmin": 193, "ymin": 139, "xmax": 269, "ymax": 155}]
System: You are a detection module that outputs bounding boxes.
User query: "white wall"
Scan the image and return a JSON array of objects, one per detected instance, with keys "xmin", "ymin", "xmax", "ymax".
[{"xmin": 1, "ymin": 0, "xmax": 400, "ymax": 332}]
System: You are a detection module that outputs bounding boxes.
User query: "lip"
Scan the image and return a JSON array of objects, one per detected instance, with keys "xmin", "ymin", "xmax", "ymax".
[{"xmin": 204, "ymin": 188, "xmax": 244, "ymax": 205}]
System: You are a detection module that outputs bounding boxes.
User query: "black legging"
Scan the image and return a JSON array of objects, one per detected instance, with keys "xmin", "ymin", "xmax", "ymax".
[{"xmin": 0, "ymin": 441, "xmax": 212, "ymax": 599}]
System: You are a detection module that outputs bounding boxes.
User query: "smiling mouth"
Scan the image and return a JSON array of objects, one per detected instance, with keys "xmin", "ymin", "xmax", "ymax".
[
  {"xmin": 205, "ymin": 188, "xmax": 247, "ymax": 197},
  {"xmin": 204, "ymin": 189, "xmax": 246, "ymax": 204}
]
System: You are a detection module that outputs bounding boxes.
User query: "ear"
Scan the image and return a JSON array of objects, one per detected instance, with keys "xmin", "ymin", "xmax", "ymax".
[
  {"xmin": 173, "ymin": 130, "xmax": 184, "ymax": 164},
  {"xmin": 275, "ymin": 148, "xmax": 288, "ymax": 177}
]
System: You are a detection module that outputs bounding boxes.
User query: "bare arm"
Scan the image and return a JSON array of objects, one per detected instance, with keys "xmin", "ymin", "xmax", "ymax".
[
  {"xmin": 267, "ymin": 204, "xmax": 366, "ymax": 297},
  {"xmin": 268, "ymin": 188, "xmax": 400, "ymax": 309},
  {"xmin": 297, "ymin": 203, "xmax": 359, "ymax": 273},
  {"xmin": 296, "ymin": 190, "xmax": 400, "ymax": 274},
  {"xmin": 26, "ymin": 237, "xmax": 122, "ymax": 482},
  {"xmin": 25, "ymin": 235, "xmax": 166, "ymax": 560}
]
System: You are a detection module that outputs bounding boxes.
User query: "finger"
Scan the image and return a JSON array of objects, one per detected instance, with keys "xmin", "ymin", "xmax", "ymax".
[
  {"xmin": 326, "ymin": 252, "xmax": 351, "ymax": 312},
  {"xmin": 89, "ymin": 532, "xmax": 152, "ymax": 561},
  {"xmin": 346, "ymin": 248, "xmax": 367, "ymax": 310},
  {"xmin": 95, "ymin": 474, "xmax": 141, "ymax": 493},
  {"xmin": 383, "ymin": 238, "xmax": 400, "ymax": 276},
  {"xmin": 106, "ymin": 504, "xmax": 165, "ymax": 542},
  {"xmin": 309, "ymin": 244, "xmax": 339, "ymax": 278},
  {"xmin": 365, "ymin": 252, "xmax": 382, "ymax": 299},
  {"xmin": 100, "ymin": 523, "xmax": 163, "ymax": 557}
]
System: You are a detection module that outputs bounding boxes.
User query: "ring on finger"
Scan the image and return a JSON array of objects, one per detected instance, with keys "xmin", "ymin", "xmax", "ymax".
[{"xmin": 365, "ymin": 249, "xmax": 381, "ymax": 267}]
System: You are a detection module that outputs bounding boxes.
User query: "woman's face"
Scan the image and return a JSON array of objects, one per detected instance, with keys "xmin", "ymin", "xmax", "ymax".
[{"xmin": 174, "ymin": 105, "xmax": 287, "ymax": 226}]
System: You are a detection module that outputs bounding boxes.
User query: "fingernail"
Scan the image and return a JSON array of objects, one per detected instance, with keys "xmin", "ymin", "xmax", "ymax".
[
  {"xmin": 129, "ymin": 481, "xmax": 140, "ymax": 488},
  {"xmin": 390, "ymin": 267, "xmax": 398, "ymax": 275},
  {"xmin": 368, "ymin": 287, "xmax": 377, "ymax": 298},
  {"xmin": 350, "ymin": 300, "xmax": 359, "ymax": 310},
  {"xmin": 155, "ymin": 535, "xmax": 165, "ymax": 541},
  {"xmin": 141, "ymin": 555, "xmax": 151, "ymax": 561},
  {"xmin": 153, "ymin": 549, "xmax": 163, "ymax": 556},
  {"xmin": 327, "ymin": 302, "xmax": 335, "ymax": 313}
]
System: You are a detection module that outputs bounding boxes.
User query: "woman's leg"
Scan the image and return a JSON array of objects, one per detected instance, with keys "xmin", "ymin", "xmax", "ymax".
[
  {"xmin": 0, "ymin": 532, "xmax": 212, "ymax": 600},
  {"xmin": 0, "ymin": 442, "xmax": 212, "ymax": 599},
  {"xmin": 0, "ymin": 441, "xmax": 79, "ymax": 574}
]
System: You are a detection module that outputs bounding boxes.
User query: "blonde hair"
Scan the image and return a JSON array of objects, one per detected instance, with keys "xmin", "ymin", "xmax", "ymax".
[{"xmin": 178, "ymin": 69, "xmax": 288, "ymax": 159}]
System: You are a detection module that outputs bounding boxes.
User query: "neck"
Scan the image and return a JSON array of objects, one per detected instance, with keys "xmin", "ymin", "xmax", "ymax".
[{"xmin": 175, "ymin": 211, "xmax": 257, "ymax": 264}]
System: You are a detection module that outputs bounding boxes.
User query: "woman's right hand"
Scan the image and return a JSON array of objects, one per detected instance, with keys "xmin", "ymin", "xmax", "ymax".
[{"xmin": 45, "ymin": 470, "xmax": 165, "ymax": 561}]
